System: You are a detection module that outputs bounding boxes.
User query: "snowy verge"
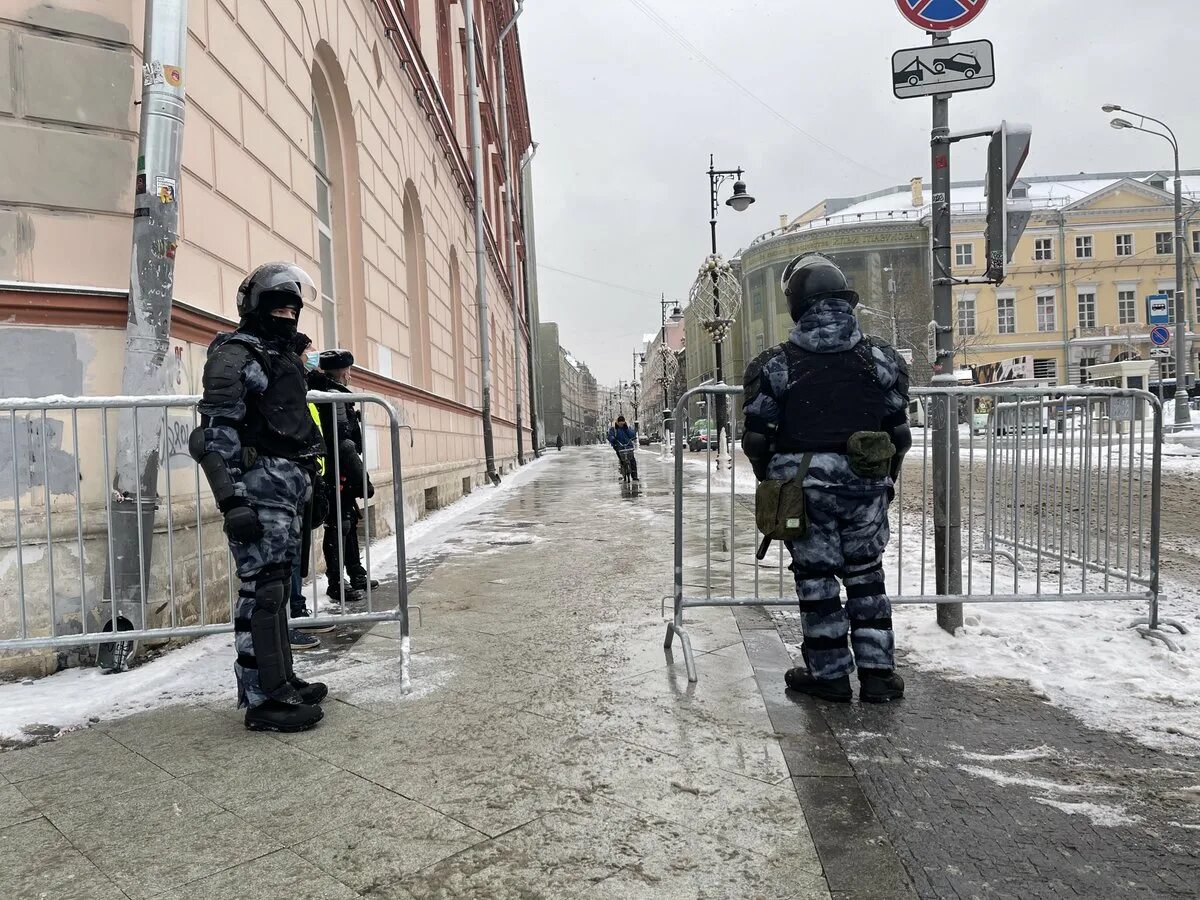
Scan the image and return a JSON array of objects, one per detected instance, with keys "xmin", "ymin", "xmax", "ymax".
[{"xmin": 0, "ymin": 456, "xmax": 554, "ymax": 744}]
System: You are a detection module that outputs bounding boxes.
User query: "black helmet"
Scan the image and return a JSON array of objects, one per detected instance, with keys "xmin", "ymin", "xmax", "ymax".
[
  {"xmin": 236, "ymin": 262, "xmax": 317, "ymax": 320},
  {"xmin": 780, "ymin": 254, "xmax": 859, "ymax": 320}
]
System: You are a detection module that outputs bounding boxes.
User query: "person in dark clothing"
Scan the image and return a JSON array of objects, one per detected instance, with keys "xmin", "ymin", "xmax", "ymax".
[
  {"xmin": 742, "ymin": 254, "xmax": 911, "ymax": 704},
  {"xmin": 607, "ymin": 416, "xmax": 639, "ymax": 480},
  {"xmin": 556, "ymin": 434, "xmax": 563, "ymax": 451},
  {"xmin": 307, "ymin": 349, "xmax": 376, "ymax": 604},
  {"xmin": 191, "ymin": 262, "xmax": 328, "ymax": 732}
]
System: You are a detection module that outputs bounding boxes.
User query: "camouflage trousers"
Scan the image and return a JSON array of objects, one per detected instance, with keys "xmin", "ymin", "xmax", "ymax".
[
  {"xmin": 785, "ymin": 488, "xmax": 893, "ymax": 680},
  {"xmin": 227, "ymin": 457, "xmax": 310, "ymax": 708}
]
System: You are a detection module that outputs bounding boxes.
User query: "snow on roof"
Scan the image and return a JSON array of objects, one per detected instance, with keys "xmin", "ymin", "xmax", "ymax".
[
  {"xmin": 768, "ymin": 171, "xmax": 1200, "ymax": 240},
  {"xmin": 642, "ymin": 333, "xmax": 657, "ymax": 346},
  {"xmin": 563, "ymin": 351, "xmax": 579, "ymax": 369}
]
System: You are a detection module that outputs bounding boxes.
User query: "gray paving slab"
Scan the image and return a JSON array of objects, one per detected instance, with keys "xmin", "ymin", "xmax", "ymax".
[
  {"xmin": 1, "ymin": 449, "xmax": 836, "ymax": 899},
  {"xmin": 0, "ymin": 816, "xmax": 130, "ymax": 900},
  {"xmin": 149, "ymin": 849, "xmax": 359, "ymax": 900}
]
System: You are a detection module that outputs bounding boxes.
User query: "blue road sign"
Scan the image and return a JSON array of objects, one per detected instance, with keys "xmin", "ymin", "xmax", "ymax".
[
  {"xmin": 1151, "ymin": 325, "xmax": 1171, "ymax": 346},
  {"xmin": 896, "ymin": 0, "xmax": 989, "ymax": 32},
  {"xmin": 1147, "ymin": 293, "xmax": 1170, "ymax": 325}
]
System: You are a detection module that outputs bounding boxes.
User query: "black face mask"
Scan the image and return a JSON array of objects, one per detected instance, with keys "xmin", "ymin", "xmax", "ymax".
[{"xmin": 256, "ymin": 312, "xmax": 299, "ymax": 344}]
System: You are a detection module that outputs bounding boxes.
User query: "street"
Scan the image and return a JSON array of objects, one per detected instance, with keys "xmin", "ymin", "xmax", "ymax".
[{"xmin": 2, "ymin": 447, "xmax": 1197, "ymax": 899}]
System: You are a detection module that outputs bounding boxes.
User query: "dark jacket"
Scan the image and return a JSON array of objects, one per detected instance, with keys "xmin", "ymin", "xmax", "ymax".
[
  {"xmin": 306, "ymin": 369, "xmax": 367, "ymax": 500},
  {"xmin": 608, "ymin": 424, "xmax": 637, "ymax": 450}
]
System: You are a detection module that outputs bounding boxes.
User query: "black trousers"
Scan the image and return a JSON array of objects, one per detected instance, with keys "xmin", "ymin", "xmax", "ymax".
[{"xmin": 323, "ymin": 502, "xmax": 365, "ymax": 586}]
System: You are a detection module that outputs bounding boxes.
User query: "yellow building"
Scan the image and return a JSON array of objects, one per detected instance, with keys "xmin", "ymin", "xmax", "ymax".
[{"xmin": 737, "ymin": 171, "xmax": 1200, "ymax": 391}]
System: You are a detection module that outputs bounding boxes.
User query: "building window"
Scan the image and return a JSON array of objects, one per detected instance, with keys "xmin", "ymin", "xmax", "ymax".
[
  {"xmin": 997, "ymin": 296, "xmax": 1015, "ymax": 334},
  {"xmin": 751, "ymin": 289, "xmax": 763, "ymax": 318},
  {"xmin": 1034, "ymin": 237, "xmax": 1053, "ymax": 261},
  {"xmin": 1075, "ymin": 235, "xmax": 1093, "ymax": 259},
  {"xmin": 1036, "ymin": 293, "xmax": 1056, "ymax": 332},
  {"xmin": 1193, "ymin": 230, "xmax": 1200, "ymax": 255},
  {"xmin": 1116, "ymin": 234, "xmax": 1133, "ymax": 257},
  {"xmin": 1079, "ymin": 357, "xmax": 1097, "ymax": 384},
  {"xmin": 1118, "ymin": 289, "xmax": 1137, "ymax": 325},
  {"xmin": 312, "ymin": 103, "xmax": 337, "ymax": 347},
  {"xmin": 957, "ymin": 295, "xmax": 976, "ymax": 336},
  {"xmin": 1077, "ymin": 291, "xmax": 1097, "ymax": 329},
  {"xmin": 755, "ymin": 333, "xmax": 765, "ymax": 354},
  {"xmin": 1156, "ymin": 231, "xmax": 1173, "ymax": 255},
  {"xmin": 1033, "ymin": 358, "xmax": 1058, "ymax": 383},
  {"xmin": 402, "ymin": 180, "xmax": 432, "ymax": 388},
  {"xmin": 955, "ymin": 243, "xmax": 974, "ymax": 267}
]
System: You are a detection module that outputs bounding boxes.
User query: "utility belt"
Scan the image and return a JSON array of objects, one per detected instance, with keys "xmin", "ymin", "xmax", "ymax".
[
  {"xmin": 755, "ymin": 430, "xmax": 896, "ymax": 560},
  {"xmin": 207, "ymin": 416, "xmax": 320, "ymax": 474}
]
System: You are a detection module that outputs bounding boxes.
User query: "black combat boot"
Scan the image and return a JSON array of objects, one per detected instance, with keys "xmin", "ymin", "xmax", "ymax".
[
  {"xmin": 784, "ymin": 668, "xmax": 853, "ymax": 703},
  {"xmin": 859, "ymin": 669, "xmax": 905, "ymax": 703},
  {"xmin": 289, "ymin": 676, "xmax": 328, "ymax": 705},
  {"xmin": 326, "ymin": 582, "xmax": 365, "ymax": 603},
  {"xmin": 244, "ymin": 699, "xmax": 324, "ymax": 732},
  {"xmin": 349, "ymin": 575, "xmax": 379, "ymax": 591}
]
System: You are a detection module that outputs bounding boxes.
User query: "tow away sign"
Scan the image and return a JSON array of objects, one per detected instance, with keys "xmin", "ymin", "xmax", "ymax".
[{"xmin": 892, "ymin": 39, "xmax": 995, "ymax": 99}]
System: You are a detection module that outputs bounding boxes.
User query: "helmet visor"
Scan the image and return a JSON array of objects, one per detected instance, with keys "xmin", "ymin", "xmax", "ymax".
[{"xmin": 244, "ymin": 264, "xmax": 318, "ymax": 311}]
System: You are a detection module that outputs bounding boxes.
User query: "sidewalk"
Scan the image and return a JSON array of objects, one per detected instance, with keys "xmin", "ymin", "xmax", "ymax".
[{"xmin": 0, "ymin": 448, "xmax": 837, "ymax": 900}]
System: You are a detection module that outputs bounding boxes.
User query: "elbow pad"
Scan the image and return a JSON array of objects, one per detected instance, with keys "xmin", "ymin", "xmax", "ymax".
[
  {"xmin": 189, "ymin": 426, "xmax": 240, "ymax": 511},
  {"xmin": 742, "ymin": 430, "xmax": 772, "ymax": 463},
  {"xmin": 888, "ymin": 423, "xmax": 912, "ymax": 482}
]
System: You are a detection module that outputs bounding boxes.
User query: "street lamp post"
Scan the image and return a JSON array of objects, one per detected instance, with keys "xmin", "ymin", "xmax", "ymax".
[
  {"xmin": 1105, "ymin": 104, "xmax": 1191, "ymax": 432},
  {"xmin": 706, "ymin": 155, "xmax": 755, "ymax": 450},
  {"xmin": 658, "ymin": 295, "xmax": 684, "ymax": 450}
]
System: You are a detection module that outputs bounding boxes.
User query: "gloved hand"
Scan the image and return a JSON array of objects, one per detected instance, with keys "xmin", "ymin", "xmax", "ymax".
[
  {"xmin": 223, "ymin": 501, "xmax": 263, "ymax": 544},
  {"xmin": 311, "ymin": 477, "xmax": 329, "ymax": 524},
  {"xmin": 366, "ymin": 476, "xmax": 375, "ymax": 499},
  {"xmin": 886, "ymin": 485, "xmax": 896, "ymax": 505}
]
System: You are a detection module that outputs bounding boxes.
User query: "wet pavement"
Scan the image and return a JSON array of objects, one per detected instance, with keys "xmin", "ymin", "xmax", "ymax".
[
  {"xmin": 4, "ymin": 445, "xmax": 1195, "ymax": 899},
  {"xmin": 0, "ymin": 448, "xmax": 831, "ymax": 899}
]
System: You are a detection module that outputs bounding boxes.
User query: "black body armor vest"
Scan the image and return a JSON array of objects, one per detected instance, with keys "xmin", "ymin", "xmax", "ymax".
[
  {"xmin": 229, "ymin": 335, "xmax": 324, "ymax": 461},
  {"xmin": 775, "ymin": 339, "xmax": 889, "ymax": 453}
]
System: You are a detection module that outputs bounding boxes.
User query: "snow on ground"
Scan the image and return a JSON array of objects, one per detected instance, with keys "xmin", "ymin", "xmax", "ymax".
[
  {"xmin": 0, "ymin": 457, "xmax": 553, "ymax": 743},
  {"xmin": 883, "ymin": 519, "xmax": 1200, "ymax": 755}
]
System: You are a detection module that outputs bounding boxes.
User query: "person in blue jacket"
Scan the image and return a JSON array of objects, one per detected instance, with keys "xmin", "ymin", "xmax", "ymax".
[{"xmin": 607, "ymin": 415, "xmax": 639, "ymax": 480}]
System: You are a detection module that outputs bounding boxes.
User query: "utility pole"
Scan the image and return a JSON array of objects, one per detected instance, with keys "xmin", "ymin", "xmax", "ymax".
[
  {"xmin": 632, "ymin": 352, "xmax": 641, "ymax": 433},
  {"xmin": 463, "ymin": 0, "xmax": 500, "ymax": 484},
  {"xmin": 929, "ymin": 31, "xmax": 964, "ymax": 633},
  {"xmin": 101, "ymin": 0, "xmax": 189, "ymax": 669}
]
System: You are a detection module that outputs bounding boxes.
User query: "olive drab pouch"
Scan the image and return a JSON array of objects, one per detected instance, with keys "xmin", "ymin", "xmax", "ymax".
[
  {"xmin": 754, "ymin": 453, "xmax": 812, "ymax": 560},
  {"xmin": 846, "ymin": 431, "xmax": 896, "ymax": 479}
]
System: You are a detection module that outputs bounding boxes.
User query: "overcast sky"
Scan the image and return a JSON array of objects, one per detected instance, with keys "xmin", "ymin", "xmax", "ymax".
[{"xmin": 519, "ymin": 0, "xmax": 1199, "ymax": 386}]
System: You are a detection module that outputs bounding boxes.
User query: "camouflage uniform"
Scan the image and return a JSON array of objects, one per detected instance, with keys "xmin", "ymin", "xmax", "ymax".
[
  {"xmin": 197, "ymin": 333, "xmax": 311, "ymax": 708},
  {"xmin": 743, "ymin": 298, "xmax": 908, "ymax": 680}
]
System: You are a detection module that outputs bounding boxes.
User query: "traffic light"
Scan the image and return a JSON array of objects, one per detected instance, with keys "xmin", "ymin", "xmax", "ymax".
[{"xmin": 985, "ymin": 121, "xmax": 1033, "ymax": 284}]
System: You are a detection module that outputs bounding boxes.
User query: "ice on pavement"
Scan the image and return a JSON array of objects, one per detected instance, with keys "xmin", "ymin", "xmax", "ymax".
[{"xmin": 0, "ymin": 457, "xmax": 552, "ymax": 743}]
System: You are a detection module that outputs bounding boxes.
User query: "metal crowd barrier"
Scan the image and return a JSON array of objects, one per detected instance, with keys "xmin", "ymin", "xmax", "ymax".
[
  {"xmin": 0, "ymin": 391, "xmax": 412, "ymax": 679},
  {"xmin": 665, "ymin": 383, "xmax": 1185, "ymax": 682}
]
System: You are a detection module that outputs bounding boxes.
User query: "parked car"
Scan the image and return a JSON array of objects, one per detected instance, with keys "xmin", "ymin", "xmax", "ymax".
[
  {"xmin": 688, "ymin": 420, "xmax": 718, "ymax": 452},
  {"xmin": 933, "ymin": 53, "xmax": 980, "ymax": 77},
  {"xmin": 639, "ymin": 433, "xmax": 652, "ymax": 446}
]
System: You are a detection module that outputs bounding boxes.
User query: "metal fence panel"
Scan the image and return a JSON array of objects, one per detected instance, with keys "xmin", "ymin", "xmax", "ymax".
[
  {"xmin": 0, "ymin": 392, "xmax": 411, "ymax": 682},
  {"xmin": 665, "ymin": 383, "xmax": 1181, "ymax": 683}
]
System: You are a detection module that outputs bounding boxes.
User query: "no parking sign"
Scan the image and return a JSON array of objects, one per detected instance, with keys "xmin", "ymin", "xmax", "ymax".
[{"xmin": 895, "ymin": 0, "xmax": 989, "ymax": 32}]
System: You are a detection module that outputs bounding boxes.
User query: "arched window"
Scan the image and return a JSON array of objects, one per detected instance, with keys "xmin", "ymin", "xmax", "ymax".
[
  {"xmin": 312, "ymin": 103, "xmax": 336, "ymax": 347},
  {"xmin": 311, "ymin": 42, "xmax": 365, "ymax": 355},
  {"xmin": 449, "ymin": 246, "xmax": 466, "ymax": 402},
  {"xmin": 402, "ymin": 180, "xmax": 431, "ymax": 389}
]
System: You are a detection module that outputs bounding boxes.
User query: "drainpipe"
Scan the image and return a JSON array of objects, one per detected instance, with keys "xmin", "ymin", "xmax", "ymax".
[
  {"xmin": 1058, "ymin": 210, "xmax": 1070, "ymax": 383},
  {"xmin": 519, "ymin": 142, "xmax": 541, "ymax": 455},
  {"xmin": 498, "ymin": 1, "xmax": 525, "ymax": 464},
  {"xmin": 462, "ymin": 0, "xmax": 500, "ymax": 484},
  {"xmin": 101, "ymin": 0, "xmax": 189, "ymax": 670}
]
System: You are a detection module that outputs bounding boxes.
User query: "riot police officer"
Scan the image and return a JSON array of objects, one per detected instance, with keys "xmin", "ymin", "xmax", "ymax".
[
  {"xmin": 742, "ymin": 254, "xmax": 911, "ymax": 703},
  {"xmin": 190, "ymin": 262, "xmax": 328, "ymax": 732}
]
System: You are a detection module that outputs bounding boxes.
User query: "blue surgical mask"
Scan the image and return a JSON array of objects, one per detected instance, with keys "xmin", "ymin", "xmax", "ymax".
[{"xmin": 305, "ymin": 351, "xmax": 320, "ymax": 370}]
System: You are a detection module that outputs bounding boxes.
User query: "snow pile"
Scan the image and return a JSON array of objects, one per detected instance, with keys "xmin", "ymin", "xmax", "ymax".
[{"xmin": 0, "ymin": 457, "xmax": 553, "ymax": 743}]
